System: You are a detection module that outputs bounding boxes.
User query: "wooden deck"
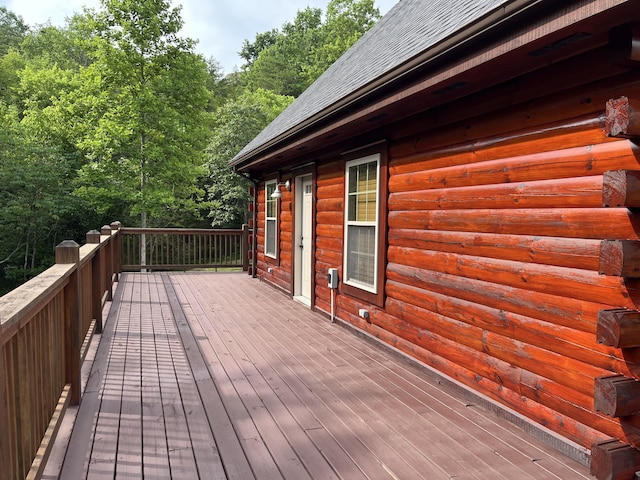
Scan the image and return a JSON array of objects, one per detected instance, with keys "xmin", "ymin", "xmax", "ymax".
[{"xmin": 46, "ymin": 272, "xmax": 593, "ymax": 479}]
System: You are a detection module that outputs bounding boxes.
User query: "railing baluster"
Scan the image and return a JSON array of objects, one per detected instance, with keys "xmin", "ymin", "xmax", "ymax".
[{"xmin": 116, "ymin": 228, "xmax": 245, "ymax": 271}]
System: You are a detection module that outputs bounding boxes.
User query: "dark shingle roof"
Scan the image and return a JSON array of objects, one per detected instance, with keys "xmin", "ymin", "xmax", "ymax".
[{"xmin": 231, "ymin": 0, "xmax": 521, "ymax": 169}]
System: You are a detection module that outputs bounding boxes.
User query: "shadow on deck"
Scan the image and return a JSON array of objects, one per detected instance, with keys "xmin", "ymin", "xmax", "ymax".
[{"xmin": 44, "ymin": 272, "xmax": 593, "ymax": 479}]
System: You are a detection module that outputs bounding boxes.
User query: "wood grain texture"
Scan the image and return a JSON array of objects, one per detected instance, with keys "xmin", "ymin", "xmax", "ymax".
[
  {"xmin": 600, "ymin": 240, "xmax": 640, "ymax": 277},
  {"xmin": 389, "ymin": 176, "xmax": 603, "ymax": 210},
  {"xmin": 590, "ymin": 439, "xmax": 640, "ymax": 480},
  {"xmin": 597, "ymin": 309, "xmax": 640, "ymax": 349},
  {"xmin": 388, "ymin": 208, "xmax": 640, "ymax": 240},
  {"xmin": 594, "ymin": 375, "xmax": 640, "ymax": 418},
  {"xmin": 602, "ymin": 170, "xmax": 640, "ymax": 207},
  {"xmin": 389, "ymin": 141, "xmax": 638, "ymax": 194},
  {"xmin": 605, "ymin": 96, "xmax": 640, "ymax": 138},
  {"xmin": 389, "ymin": 229, "xmax": 601, "ymax": 270}
]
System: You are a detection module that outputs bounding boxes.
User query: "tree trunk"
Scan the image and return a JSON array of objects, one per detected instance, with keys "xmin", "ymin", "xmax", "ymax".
[{"xmin": 140, "ymin": 130, "xmax": 147, "ymax": 271}]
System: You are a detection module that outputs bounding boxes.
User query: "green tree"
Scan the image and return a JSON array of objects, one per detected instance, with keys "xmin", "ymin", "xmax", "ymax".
[
  {"xmin": 0, "ymin": 7, "xmax": 28, "ymax": 104},
  {"xmin": 0, "ymin": 103, "xmax": 86, "ymax": 293},
  {"xmin": 244, "ymin": 7, "xmax": 323, "ymax": 97},
  {"xmin": 206, "ymin": 89, "xmax": 293, "ymax": 227},
  {"xmin": 304, "ymin": 0, "xmax": 380, "ymax": 82},
  {"xmin": 0, "ymin": 7, "xmax": 28, "ymax": 56},
  {"xmin": 242, "ymin": 0, "xmax": 380, "ymax": 97},
  {"xmin": 205, "ymin": 56, "xmax": 243, "ymax": 111},
  {"xmin": 20, "ymin": 19, "xmax": 91, "ymax": 69},
  {"xmin": 0, "ymin": 49, "xmax": 24, "ymax": 104},
  {"xmin": 239, "ymin": 28, "xmax": 278, "ymax": 66},
  {"xmin": 65, "ymin": 0, "xmax": 212, "ymax": 229}
]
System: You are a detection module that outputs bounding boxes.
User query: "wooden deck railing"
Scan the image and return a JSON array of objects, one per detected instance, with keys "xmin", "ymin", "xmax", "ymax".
[
  {"xmin": 0, "ymin": 223, "xmax": 249, "ymax": 480},
  {"xmin": 120, "ymin": 226, "xmax": 249, "ymax": 271},
  {"xmin": 0, "ymin": 222, "xmax": 121, "ymax": 480}
]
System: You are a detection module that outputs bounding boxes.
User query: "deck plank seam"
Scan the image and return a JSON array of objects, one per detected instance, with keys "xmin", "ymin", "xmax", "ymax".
[
  {"xmin": 174, "ymin": 274, "xmax": 395, "ymax": 480},
  {"xmin": 176, "ymin": 274, "xmax": 596, "ymax": 478},
  {"xmin": 162, "ymin": 273, "xmax": 253, "ymax": 480},
  {"xmin": 174, "ymin": 275, "xmax": 340, "ymax": 480}
]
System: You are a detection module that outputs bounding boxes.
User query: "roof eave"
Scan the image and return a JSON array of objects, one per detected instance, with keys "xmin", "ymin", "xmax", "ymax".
[{"xmin": 231, "ymin": 0, "xmax": 551, "ymax": 173}]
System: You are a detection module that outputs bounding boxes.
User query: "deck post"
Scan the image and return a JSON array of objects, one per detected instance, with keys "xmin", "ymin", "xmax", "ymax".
[
  {"xmin": 86, "ymin": 230, "xmax": 104, "ymax": 334},
  {"xmin": 110, "ymin": 221, "xmax": 122, "ymax": 281},
  {"xmin": 56, "ymin": 240, "xmax": 82, "ymax": 406},
  {"xmin": 101, "ymin": 226, "xmax": 114, "ymax": 301},
  {"xmin": 242, "ymin": 224, "xmax": 250, "ymax": 272}
]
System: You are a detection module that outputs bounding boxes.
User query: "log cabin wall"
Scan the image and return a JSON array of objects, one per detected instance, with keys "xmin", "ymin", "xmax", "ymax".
[
  {"xmin": 255, "ymin": 82, "xmax": 640, "ymax": 458},
  {"xmin": 256, "ymin": 181, "xmax": 294, "ymax": 293},
  {"xmin": 250, "ymin": 16, "xmax": 640, "ymax": 471},
  {"xmin": 309, "ymin": 76, "xmax": 640, "ymax": 457}
]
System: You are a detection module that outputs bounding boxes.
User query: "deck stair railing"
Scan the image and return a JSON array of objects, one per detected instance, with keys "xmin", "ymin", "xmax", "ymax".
[{"xmin": 0, "ymin": 223, "xmax": 249, "ymax": 480}]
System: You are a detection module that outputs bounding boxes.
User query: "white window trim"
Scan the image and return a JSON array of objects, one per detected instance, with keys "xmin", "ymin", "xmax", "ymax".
[
  {"xmin": 343, "ymin": 154, "xmax": 380, "ymax": 294},
  {"xmin": 265, "ymin": 179, "xmax": 278, "ymax": 259}
]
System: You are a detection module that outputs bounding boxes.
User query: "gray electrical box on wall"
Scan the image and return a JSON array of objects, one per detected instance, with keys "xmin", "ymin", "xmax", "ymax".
[{"xmin": 328, "ymin": 268, "xmax": 339, "ymax": 289}]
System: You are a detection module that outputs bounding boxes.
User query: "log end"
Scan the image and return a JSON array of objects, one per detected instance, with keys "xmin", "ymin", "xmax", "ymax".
[
  {"xmin": 605, "ymin": 97, "xmax": 631, "ymax": 137},
  {"xmin": 597, "ymin": 309, "xmax": 640, "ymax": 349},
  {"xmin": 599, "ymin": 240, "xmax": 640, "ymax": 278},
  {"xmin": 595, "ymin": 375, "xmax": 640, "ymax": 418},
  {"xmin": 591, "ymin": 439, "xmax": 640, "ymax": 480}
]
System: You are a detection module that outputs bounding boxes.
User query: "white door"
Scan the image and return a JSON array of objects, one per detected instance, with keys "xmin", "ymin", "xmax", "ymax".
[{"xmin": 295, "ymin": 175, "xmax": 313, "ymax": 305}]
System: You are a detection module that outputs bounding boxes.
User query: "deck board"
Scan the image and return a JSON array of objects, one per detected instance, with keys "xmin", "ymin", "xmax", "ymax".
[
  {"xmin": 51, "ymin": 271, "xmax": 594, "ymax": 479},
  {"xmin": 163, "ymin": 275, "xmax": 249, "ymax": 480}
]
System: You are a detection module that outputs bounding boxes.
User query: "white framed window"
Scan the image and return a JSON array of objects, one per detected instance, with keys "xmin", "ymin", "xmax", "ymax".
[
  {"xmin": 344, "ymin": 154, "xmax": 380, "ymax": 293},
  {"xmin": 265, "ymin": 179, "xmax": 277, "ymax": 258}
]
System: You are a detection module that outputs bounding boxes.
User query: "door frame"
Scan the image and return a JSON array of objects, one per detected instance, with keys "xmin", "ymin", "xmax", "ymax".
[{"xmin": 293, "ymin": 174, "xmax": 314, "ymax": 306}]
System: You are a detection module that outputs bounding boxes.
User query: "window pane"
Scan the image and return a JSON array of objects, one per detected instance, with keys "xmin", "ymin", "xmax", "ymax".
[
  {"xmin": 345, "ymin": 155, "xmax": 379, "ymax": 292},
  {"xmin": 348, "ymin": 159, "xmax": 377, "ymax": 223},
  {"xmin": 367, "ymin": 165, "xmax": 376, "ymax": 188},
  {"xmin": 348, "ymin": 165, "xmax": 358, "ymax": 193},
  {"xmin": 266, "ymin": 183, "xmax": 276, "ymax": 218},
  {"xmin": 265, "ymin": 181, "xmax": 277, "ymax": 258},
  {"xmin": 346, "ymin": 225, "xmax": 375, "ymax": 287},
  {"xmin": 266, "ymin": 219, "xmax": 276, "ymax": 256},
  {"xmin": 358, "ymin": 163, "xmax": 368, "ymax": 189},
  {"xmin": 366, "ymin": 192, "xmax": 377, "ymax": 221},
  {"xmin": 348, "ymin": 194, "xmax": 357, "ymax": 221}
]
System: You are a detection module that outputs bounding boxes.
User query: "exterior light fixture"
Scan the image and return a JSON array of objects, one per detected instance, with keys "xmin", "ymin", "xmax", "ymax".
[{"xmin": 270, "ymin": 180, "xmax": 291, "ymax": 198}]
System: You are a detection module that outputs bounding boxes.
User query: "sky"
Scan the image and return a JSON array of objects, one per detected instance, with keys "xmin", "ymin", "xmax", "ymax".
[{"xmin": 1, "ymin": 0, "xmax": 398, "ymax": 74}]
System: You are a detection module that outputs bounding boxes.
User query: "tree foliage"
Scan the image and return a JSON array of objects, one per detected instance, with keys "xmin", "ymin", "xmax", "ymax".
[
  {"xmin": 0, "ymin": 0, "xmax": 383, "ymax": 291},
  {"xmin": 0, "ymin": 7, "xmax": 28, "ymax": 56},
  {"xmin": 70, "ymin": 0, "xmax": 212, "ymax": 228},
  {"xmin": 0, "ymin": 103, "xmax": 86, "ymax": 293},
  {"xmin": 305, "ymin": 0, "xmax": 380, "ymax": 81},
  {"xmin": 239, "ymin": 29, "xmax": 278, "ymax": 66},
  {"xmin": 243, "ymin": 0, "xmax": 380, "ymax": 97},
  {"xmin": 206, "ymin": 89, "xmax": 293, "ymax": 227}
]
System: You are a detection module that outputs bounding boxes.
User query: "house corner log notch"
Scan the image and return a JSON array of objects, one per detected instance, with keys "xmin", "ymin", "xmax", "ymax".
[
  {"xmin": 604, "ymin": 97, "xmax": 640, "ymax": 139},
  {"xmin": 594, "ymin": 375, "xmax": 640, "ymax": 417},
  {"xmin": 602, "ymin": 170, "xmax": 640, "ymax": 208},
  {"xmin": 599, "ymin": 240, "xmax": 640, "ymax": 277},
  {"xmin": 591, "ymin": 439, "xmax": 640, "ymax": 480},
  {"xmin": 597, "ymin": 308, "xmax": 640, "ymax": 349}
]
